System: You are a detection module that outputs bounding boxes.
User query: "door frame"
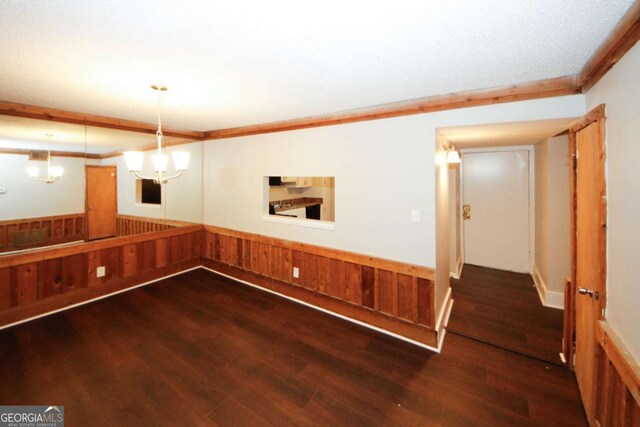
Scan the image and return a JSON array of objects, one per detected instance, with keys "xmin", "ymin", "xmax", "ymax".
[{"xmin": 459, "ymin": 145, "xmax": 536, "ymax": 273}]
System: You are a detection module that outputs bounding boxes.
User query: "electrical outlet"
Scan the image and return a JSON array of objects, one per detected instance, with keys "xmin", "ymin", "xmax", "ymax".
[
  {"xmin": 293, "ymin": 267, "xmax": 300, "ymax": 279},
  {"xmin": 96, "ymin": 266, "xmax": 106, "ymax": 278}
]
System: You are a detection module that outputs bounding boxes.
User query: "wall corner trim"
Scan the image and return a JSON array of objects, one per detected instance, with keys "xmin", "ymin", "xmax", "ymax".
[{"xmin": 532, "ymin": 264, "xmax": 564, "ymax": 310}]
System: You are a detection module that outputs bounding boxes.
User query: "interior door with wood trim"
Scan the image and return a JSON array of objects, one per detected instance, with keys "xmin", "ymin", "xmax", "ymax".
[
  {"xmin": 86, "ymin": 165, "xmax": 117, "ymax": 240},
  {"xmin": 572, "ymin": 106, "xmax": 607, "ymax": 423}
]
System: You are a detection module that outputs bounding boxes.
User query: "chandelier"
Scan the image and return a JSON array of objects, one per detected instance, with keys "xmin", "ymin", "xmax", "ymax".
[
  {"xmin": 123, "ymin": 85, "xmax": 189, "ymax": 184},
  {"xmin": 27, "ymin": 133, "xmax": 64, "ymax": 183}
]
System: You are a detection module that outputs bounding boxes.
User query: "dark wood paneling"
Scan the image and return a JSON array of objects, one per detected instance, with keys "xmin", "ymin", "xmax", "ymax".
[
  {"xmin": 40, "ymin": 258, "xmax": 63, "ymax": 298},
  {"xmin": 139, "ymin": 240, "xmax": 156, "ymax": 273},
  {"xmin": 377, "ymin": 269, "xmax": 394, "ymax": 315},
  {"xmin": 594, "ymin": 321, "xmax": 640, "ymax": 426},
  {"xmin": 0, "ymin": 228, "xmax": 203, "ymax": 328},
  {"xmin": 0, "ymin": 213, "xmax": 85, "ymax": 253},
  {"xmin": 155, "ymin": 238, "xmax": 169, "ymax": 268},
  {"xmin": 327, "ymin": 259, "xmax": 345, "ymax": 300},
  {"xmin": 344, "ymin": 262, "xmax": 362, "ymax": 305},
  {"xmin": 122, "ymin": 244, "xmax": 138, "ymax": 278},
  {"xmin": 417, "ymin": 278, "xmax": 431, "ymax": 326},
  {"xmin": 361, "ymin": 266, "xmax": 375, "ymax": 309},
  {"xmin": 302, "ymin": 253, "xmax": 318, "ymax": 291},
  {"xmin": 397, "ymin": 274, "xmax": 415, "ymax": 322},
  {"xmin": 201, "ymin": 227, "xmax": 436, "ymax": 345},
  {"xmin": 0, "ymin": 268, "xmax": 11, "ymax": 310},
  {"xmin": 62, "ymin": 254, "xmax": 86, "ymax": 292},
  {"xmin": 316, "ymin": 256, "xmax": 330, "ymax": 295},
  {"xmin": 12, "ymin": 263, "xmax": 38, "ymax": 306}
]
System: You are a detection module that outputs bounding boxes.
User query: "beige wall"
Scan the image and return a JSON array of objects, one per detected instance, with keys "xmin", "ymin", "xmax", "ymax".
[
  {"xmin": 202, "ymin": 95, "xmax": 586, "ymax": 321},
  {"xmin": 586, "ymin": 41, "xmax": 640, "ymax": 361},
  {"xmin": 0, "ymin": 153, "xmax": 86, "ymax": 220},
  {"xmin": 534, "ymin": 135, "xmax": 571, "ymax": 308}
]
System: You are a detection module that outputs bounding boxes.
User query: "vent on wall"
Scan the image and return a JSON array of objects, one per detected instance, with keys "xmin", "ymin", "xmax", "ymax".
[{"xmin": 29, "ymin": 151, "xmax": 48, "ymax": 161}]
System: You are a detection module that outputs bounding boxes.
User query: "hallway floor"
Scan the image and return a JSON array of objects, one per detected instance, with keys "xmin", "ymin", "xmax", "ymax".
[{"xmin": 448, "ymin": 264, "xmax": 565, "ymax": 365}]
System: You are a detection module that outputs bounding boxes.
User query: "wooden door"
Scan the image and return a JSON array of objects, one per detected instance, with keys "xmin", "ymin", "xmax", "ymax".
[
  {"xmin": 86, "ymin": 166, "xmax": 117, "ymax": 240},
  {"xmin": 463, "ymin": 150, "xmax": 530, "ymax": 273},
  {"xmin": 572, "ymin": 106, "xmax": 607, "ymax": 423}
]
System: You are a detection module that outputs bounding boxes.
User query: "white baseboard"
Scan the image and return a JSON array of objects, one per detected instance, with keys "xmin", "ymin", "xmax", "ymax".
[
  {"xmin": 449, "ymin": 254, "xmax": 464, "ymax": 279},
  {"xmin": 435, "ymin": 288, "xmax": 454, "ymax": 350},
  {"xmin": 532, "ymin": 265, "xmax": 564, "ymax": 310}
]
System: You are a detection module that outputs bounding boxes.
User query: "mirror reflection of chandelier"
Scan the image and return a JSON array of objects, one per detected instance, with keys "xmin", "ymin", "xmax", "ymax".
[
  {"xmin": 27, "ymin": 133, "xmax": 64, "ymax": 184},
  {"xmin": 123, "ymin": 85, "xmax": 190, "ymax": 184}
]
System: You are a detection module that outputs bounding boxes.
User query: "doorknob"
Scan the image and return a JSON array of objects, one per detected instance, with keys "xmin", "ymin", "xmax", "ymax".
[
  {"xmin": 578, "ymin": 287, "xmax": 600, "ymax": 300},
  {"xmin": 463, "ymin": 204, "xmax": 471, "ymax": 220}
]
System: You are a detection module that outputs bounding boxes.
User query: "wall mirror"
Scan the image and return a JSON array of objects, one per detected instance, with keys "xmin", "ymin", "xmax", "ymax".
[
  {"xmin": 265, "ymin": 176, "xmax": 335, "ymax": 225},
  {"xmin": 0, "ymin": 115, "xmax": 202, "ymax": 256}
]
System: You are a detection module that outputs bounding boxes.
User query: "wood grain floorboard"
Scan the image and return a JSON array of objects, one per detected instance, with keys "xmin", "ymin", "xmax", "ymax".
[
  {"xmin": 0, "ymin": 268, "xmax": 586, "ymax": 426},
  {"xmin": 448, "ymin": 264, "xmax": 565, "ymax": 365}
]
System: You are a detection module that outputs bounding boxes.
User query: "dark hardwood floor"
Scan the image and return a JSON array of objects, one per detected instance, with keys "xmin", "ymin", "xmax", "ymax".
[
  {"xmin": 0, "ymin": 268, "xmax": 586, "ymax": 426},
  {"xmin": 448, "ymin": 264, "xmax": 565, "ymax": 365}
]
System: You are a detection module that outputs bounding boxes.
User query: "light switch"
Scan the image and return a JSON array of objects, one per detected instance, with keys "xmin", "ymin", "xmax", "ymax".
[
  {"xmin": 293, "ymin": 267, "xmax": 300, "ymax": 278},
  {"xmin": 0, "ymin": 188, "xmax": 6, "ymax": 194},
  {"xmin": 411, "ymin": 209, "xmax": 421, "ymax": 223}
]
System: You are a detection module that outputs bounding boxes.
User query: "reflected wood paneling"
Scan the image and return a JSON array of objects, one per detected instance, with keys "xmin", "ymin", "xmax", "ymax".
[
  {"xmin": 202, "ymin": 225, "xmax": 436, "ymax": 346},
  {"xmin": 115, "ymin": 214, "xmax": 196, "ymax": 237},
  {"xmin": 594, "ymin": 321, "xmax": 640, "ymax": 426},
  {"xmin": 0, "ymin": 213, "xmax": 85, "ymax": 253},
  {"xmin": 0, "ymin": 227, "xmax": 202, "ymax": 328}
]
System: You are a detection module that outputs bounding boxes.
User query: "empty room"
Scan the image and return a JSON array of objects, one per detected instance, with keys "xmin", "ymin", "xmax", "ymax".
[{"xmin": 0, "ymin": 1, "xmax": 639, "ymax": 426}]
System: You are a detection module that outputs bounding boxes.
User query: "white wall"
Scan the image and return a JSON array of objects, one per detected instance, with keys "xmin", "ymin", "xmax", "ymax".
[
  {"xmin": 0, "ymin": 153, "xmax": 85, "ymax": 220},
  {"xmin": 586, "ymin": 41, "xmax": 640, "ymax": 361},
  {"xmin": 533, "ymin": 135, "xmax": 571, "ymax": 308},
  {"xmin": 203, "ymin": 95, "xmax": 586, "ymax": 315},
  {"xmin": 101, "ymin": 142, "xmax": 203, "ymax": 223}
]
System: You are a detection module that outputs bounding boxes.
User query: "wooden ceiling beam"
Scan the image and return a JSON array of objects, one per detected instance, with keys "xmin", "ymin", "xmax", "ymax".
[
  {"xmin": 0, "ymin": 147, "xmax": 101, "ymax": 159},
  {"xmin": 579, "ymin": 2, "xmax": 640, "ymax": 93},
  {"xmin": 203, "ymin": 75, "xmax": 580, "ymax": 140},
  {"xmin": 0, "ymin": 100, "xmax": 206, "ymax": 140}
]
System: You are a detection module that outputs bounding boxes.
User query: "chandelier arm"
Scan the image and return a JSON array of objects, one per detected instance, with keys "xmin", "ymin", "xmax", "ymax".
[
  {"xmin": 132, "ymin": 171, "xmax": 155, "ymax": 181},
  {"xmin": 160, "ymin": 170, "xmax": 184, "ymax": 182}
]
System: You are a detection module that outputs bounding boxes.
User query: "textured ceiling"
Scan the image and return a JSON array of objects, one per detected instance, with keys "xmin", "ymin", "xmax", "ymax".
[
  {"xmin": 440, "ymin": 118, "xmax": 576, "ymax": 148},
  {"xmin": 0, "ymin": 0, "xmax": 634, "ymax": 131}
]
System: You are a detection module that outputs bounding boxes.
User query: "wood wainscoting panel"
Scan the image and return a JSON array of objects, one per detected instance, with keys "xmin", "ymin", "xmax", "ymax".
[
  {"xmin": 202, "ymin": 225, "xmax": 437, "ymax": 346},
  {"xmin": 115, "ymin": 214, "xmax": 198, "ymax": 237},
  {"xmin": 0, "ymin": 213, "xmax": 85, "ymax": 253},
  {"xmin": 0, "ymin": 226, "xmax": 202, "ymax": 328},
  {"xmin": 594, "ymin": 321, "xmax": 640, "ymax": 426}
]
